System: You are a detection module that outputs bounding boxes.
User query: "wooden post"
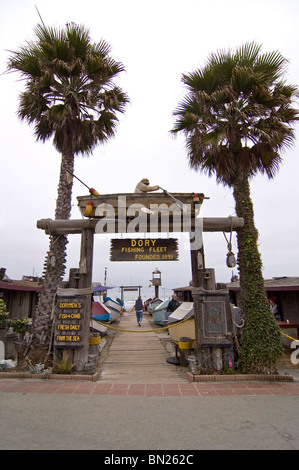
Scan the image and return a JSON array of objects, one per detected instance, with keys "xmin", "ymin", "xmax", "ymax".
[
  {"xmin": 78, "ymin": 228, "xmax": 94, "ymax": 288},
  {"xmin": 155, "ymin": 285, "xmax": 159, "ymax": 298},
  {"xmin": 190, "ymin": 230, "xmax": 205, "ymax": 365},
  {"xmin": 69, "ymin": 268, "xmax": 79, "ymax": 288},
  {"xmin": 73, "ymin": 228, "xmax": 94, "ymax": 371},
  {"xmin": 190, "ymin": 232, "xmax": 205, "ymax": 289},
  {"xmin": 178, "ymin": 336, "xmax": 192, "ymax": 366},
  {"xmin": 191, "ymin": 288, "xmax": 234, "ymax": 371}
]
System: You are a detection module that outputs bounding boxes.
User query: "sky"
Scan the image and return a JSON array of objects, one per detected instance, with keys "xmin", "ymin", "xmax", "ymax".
[{"xmin": 0, "ymin": 0, "xmax": 298, "ymax": 299}]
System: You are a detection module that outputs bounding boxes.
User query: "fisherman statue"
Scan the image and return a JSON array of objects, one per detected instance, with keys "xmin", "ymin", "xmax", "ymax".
[{"xmin": 134, "ymin": 178, "xmax": 159, "ymax": 193}]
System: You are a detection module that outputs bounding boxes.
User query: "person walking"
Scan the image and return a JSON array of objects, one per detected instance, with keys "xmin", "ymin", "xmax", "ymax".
[{"xmin": 134, "ymin": 296, "xmax": 144, "ymax": 326}]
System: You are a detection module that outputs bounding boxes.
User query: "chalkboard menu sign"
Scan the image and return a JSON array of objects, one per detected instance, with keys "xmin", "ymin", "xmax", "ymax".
[{"xmin": 54, "ymin": 297, "xmax": 86, "ymax": 348}]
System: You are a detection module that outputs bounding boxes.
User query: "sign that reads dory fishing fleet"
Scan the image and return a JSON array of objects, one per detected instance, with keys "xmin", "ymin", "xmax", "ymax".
[{"xmin": 110, "ymin": 238, "xmax": 179, "ymax": 261}]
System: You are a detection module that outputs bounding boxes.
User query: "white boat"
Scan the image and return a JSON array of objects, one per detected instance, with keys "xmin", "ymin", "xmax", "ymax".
[
  {"xmin": 168, "ymin": 302, "xmax": 196, "ymax": 348},
  {"xmin": 90, "ymin": 319, "xmax": 108, "ymax": 335},
  {"xmin": 104, "ymin": 297, "xmax": 123, "ymax": 313}
]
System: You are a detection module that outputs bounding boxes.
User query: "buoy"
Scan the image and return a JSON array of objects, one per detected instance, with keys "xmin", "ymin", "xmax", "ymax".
[
  {"xmin": 86, "ymin": 200, "xmax": 93, "ymax": 216},
  {"xmin": 226, "ymin": 251, "xmax": 236, "ymax": 268},
  {"xmin": 89, "ymin": 187, "xmax": 100, "ymax": 196},
  {"xmin": 193, "ymin": 193, "xmax": 201, "ymax": 215}
]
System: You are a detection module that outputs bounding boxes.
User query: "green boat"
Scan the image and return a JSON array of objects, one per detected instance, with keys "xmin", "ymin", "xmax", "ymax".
[{"xmin": 152, "ymin": 299, "xmax": 171, "ymax": 325}]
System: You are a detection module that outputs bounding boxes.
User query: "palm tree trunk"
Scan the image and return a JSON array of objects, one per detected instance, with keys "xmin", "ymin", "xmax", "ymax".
[
  {"xmin": 233, "ymin": 178, "xmax": 282, "ymax": 373},
  {"xmin": 55, "ymin": 153, "xmax": 74, "ymax": 220},
  {"xmin": 28, "ymin": 154, "xmax": 74, "ymax": 346}
]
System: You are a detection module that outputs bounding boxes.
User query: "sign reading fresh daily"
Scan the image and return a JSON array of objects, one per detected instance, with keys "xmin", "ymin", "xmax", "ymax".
[{"xmin": 54, "ymin": 297, "xmax": 86, "ymax": 348}]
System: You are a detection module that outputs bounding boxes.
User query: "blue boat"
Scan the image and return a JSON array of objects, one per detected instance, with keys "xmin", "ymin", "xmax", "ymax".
[
  {"xmin": 152, "ymin": 299, "xmax": 171, "ymax": 325},
  {"xmin": 104, "ymin": 297, "xmax": 123, "ymax": 313},
  {"xmin": 146, "ymin": 298, "xmax": 163, "ymax": 314}
]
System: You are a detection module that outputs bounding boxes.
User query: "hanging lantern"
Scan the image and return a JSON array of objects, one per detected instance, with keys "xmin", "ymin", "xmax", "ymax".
[
  {"xmin": 152, "ymin": 268, "xmax": 162, "ymax": 286},
  {"xmin": 89, "ymin": 187, "xmax": 100, "ymax": 196},
  {"xmin": 85, "ymin": 200, "xmax": 94, "ymax": 216}
]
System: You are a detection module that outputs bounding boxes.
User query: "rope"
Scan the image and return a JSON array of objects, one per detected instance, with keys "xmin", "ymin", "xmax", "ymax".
[
  {"xmin": 94, "ymin": 315, "xmax": 299, "ymax": 344},
  {"xmin": 280, "ymin": 331, "xmax": 299, "ymax": 343},
  {"xmin": 94, "ymin": 316, "xmax": 193, "ymax": 333},
  {"xmin": 223, "ymin": 216, "xmax": 234, "ymax": 251}
]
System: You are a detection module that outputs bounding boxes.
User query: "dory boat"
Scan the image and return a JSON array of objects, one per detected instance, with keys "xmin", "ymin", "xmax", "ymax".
[
  {"xmin": 77, "ymin": 192, "xmax": 205, "ymax": 220},
  {"xmin": 152, "ymin": 299, "xmax": 170, "ymax": 325},
  {"xmin": 168, "ymin": 302, "xmax": 196, "ymax": 348},
  {"xmin": 146, "ymin": 298, "xmax": 163, "ymax": 314},
  {"xmin": 92, "ymin": 301, "xmax": 120, "ymax": 323},
  {"xmin": 90, "ymin": 319, "xmax": 108, "ymax": 335},
  {"xmin": 103, "ymin": 297, "xmax": 123, "ymax": 313}
]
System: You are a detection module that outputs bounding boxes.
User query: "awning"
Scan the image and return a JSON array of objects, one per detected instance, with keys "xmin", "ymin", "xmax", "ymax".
[
  {"xmin": 0, "ymin": 281, "xmax": 42, "ymax": 292},
  {"xmin": 92, "ymin": 285, "xmax": 115, "ymax": 293}
]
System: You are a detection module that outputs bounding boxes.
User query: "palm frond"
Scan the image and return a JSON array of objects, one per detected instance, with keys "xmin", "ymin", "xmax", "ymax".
[
  {"xmin": 171, "ymin": 42, "xmax": 298, "ymax": 186},
  {"xmin": 7, "ymin": 21, "xmax": 129, "ymax": 156}
]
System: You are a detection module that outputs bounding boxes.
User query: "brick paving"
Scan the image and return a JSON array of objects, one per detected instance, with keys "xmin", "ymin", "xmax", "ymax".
[{"xmin": 1, "ymin": 378, "xmax": 299, "ymax": 396}]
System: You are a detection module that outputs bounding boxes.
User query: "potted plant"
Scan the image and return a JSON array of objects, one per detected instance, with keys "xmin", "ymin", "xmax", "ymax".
[{"xmin": 9, "ymin": 318, "xmax": 29, "ymax": 335}]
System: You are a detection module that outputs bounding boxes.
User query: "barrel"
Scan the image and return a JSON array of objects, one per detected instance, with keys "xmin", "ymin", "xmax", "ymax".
[
  {"xmin": 179, "ymin": 337, "xmax": 192, "ymax": 350},
  {"xmin": 89, "ymin": 336, "xmax": 101, "ymax": 345},
  {"xmin": 179, "ymin": 336, "xmax": 192, "ymax": 367}
]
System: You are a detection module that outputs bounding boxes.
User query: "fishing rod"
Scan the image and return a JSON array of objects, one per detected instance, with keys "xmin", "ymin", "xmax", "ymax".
[
  {"xmin": 64, "ymin": 167, "xmax": 100, "ymax": 196},
  {"xmin": 159, "ymin": 187, "xmax": 188, "ymax": 212}
]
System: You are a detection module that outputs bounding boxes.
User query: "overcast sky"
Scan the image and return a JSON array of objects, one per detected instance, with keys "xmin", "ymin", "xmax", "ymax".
[{"xmin": 0, "ymin": 0, "xmax": 298, "ymax": 297}]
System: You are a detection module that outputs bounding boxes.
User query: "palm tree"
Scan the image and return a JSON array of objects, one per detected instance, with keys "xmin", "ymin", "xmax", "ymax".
[
  {"xmin": 7, "ymin": 22, "xmax": 129, "ymax": 346},
  {"xmin": 171, "ymin": 42, "xmax": 299, "ymax": 373}
]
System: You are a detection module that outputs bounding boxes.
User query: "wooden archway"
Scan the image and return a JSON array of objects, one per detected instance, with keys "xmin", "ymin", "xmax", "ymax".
[{"xmin": 37, "ymin": 192, "xmax": 244, "ymax": 370}]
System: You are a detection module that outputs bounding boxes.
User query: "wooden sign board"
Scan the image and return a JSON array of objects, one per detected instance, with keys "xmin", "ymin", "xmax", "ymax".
[
  {"xmin": 110, "ymin": 238, "xmax": 179, "ymax": 262},
  {"xmin": 193, "ymin": 291, "xmax": 233, "ymax": 348},
  {"xmin": 54, "ymin": 296, "xmax": 88, "ymax": 348}
]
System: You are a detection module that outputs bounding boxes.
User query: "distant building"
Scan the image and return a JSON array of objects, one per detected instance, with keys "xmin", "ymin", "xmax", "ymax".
[
  {"xmin": 173, "ymin": 275, "xmax": 299, "ymax": 324},
  {"xmin": 0, "ymin": 269, "xmax": 42, "ymax": 319},
  {"xmin": 227, "ymin": 276, "xmax": 299, "ymax": 324},
  {"xmin": 172, "ymin": 269, "xmax": 227, "ymax": 302},
  {"xmin": 172, "ymin": 286, "xmax": 193, "ymax": 302}
]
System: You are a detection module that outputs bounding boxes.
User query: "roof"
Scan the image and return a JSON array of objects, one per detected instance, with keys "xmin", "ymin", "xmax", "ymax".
[
  {"xmin": 172, "ymin": 286, "xmax": 192, "ymax": 291},
  {"xmin": 227, "ymin": 277, "xmax": 299, "ymax": 292},
  {"xmin": 0, "ymin": 280, "xmax": 42, "ymax": 292},
  {"xmin": 93, "ymin": 285, "xmax": 115, "ymax": 293}
]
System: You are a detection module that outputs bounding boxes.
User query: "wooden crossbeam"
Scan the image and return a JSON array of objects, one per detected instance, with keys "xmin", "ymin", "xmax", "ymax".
[{"xmin": 37, "ymin": 216, "xmax": 244, "ymax": 235}]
